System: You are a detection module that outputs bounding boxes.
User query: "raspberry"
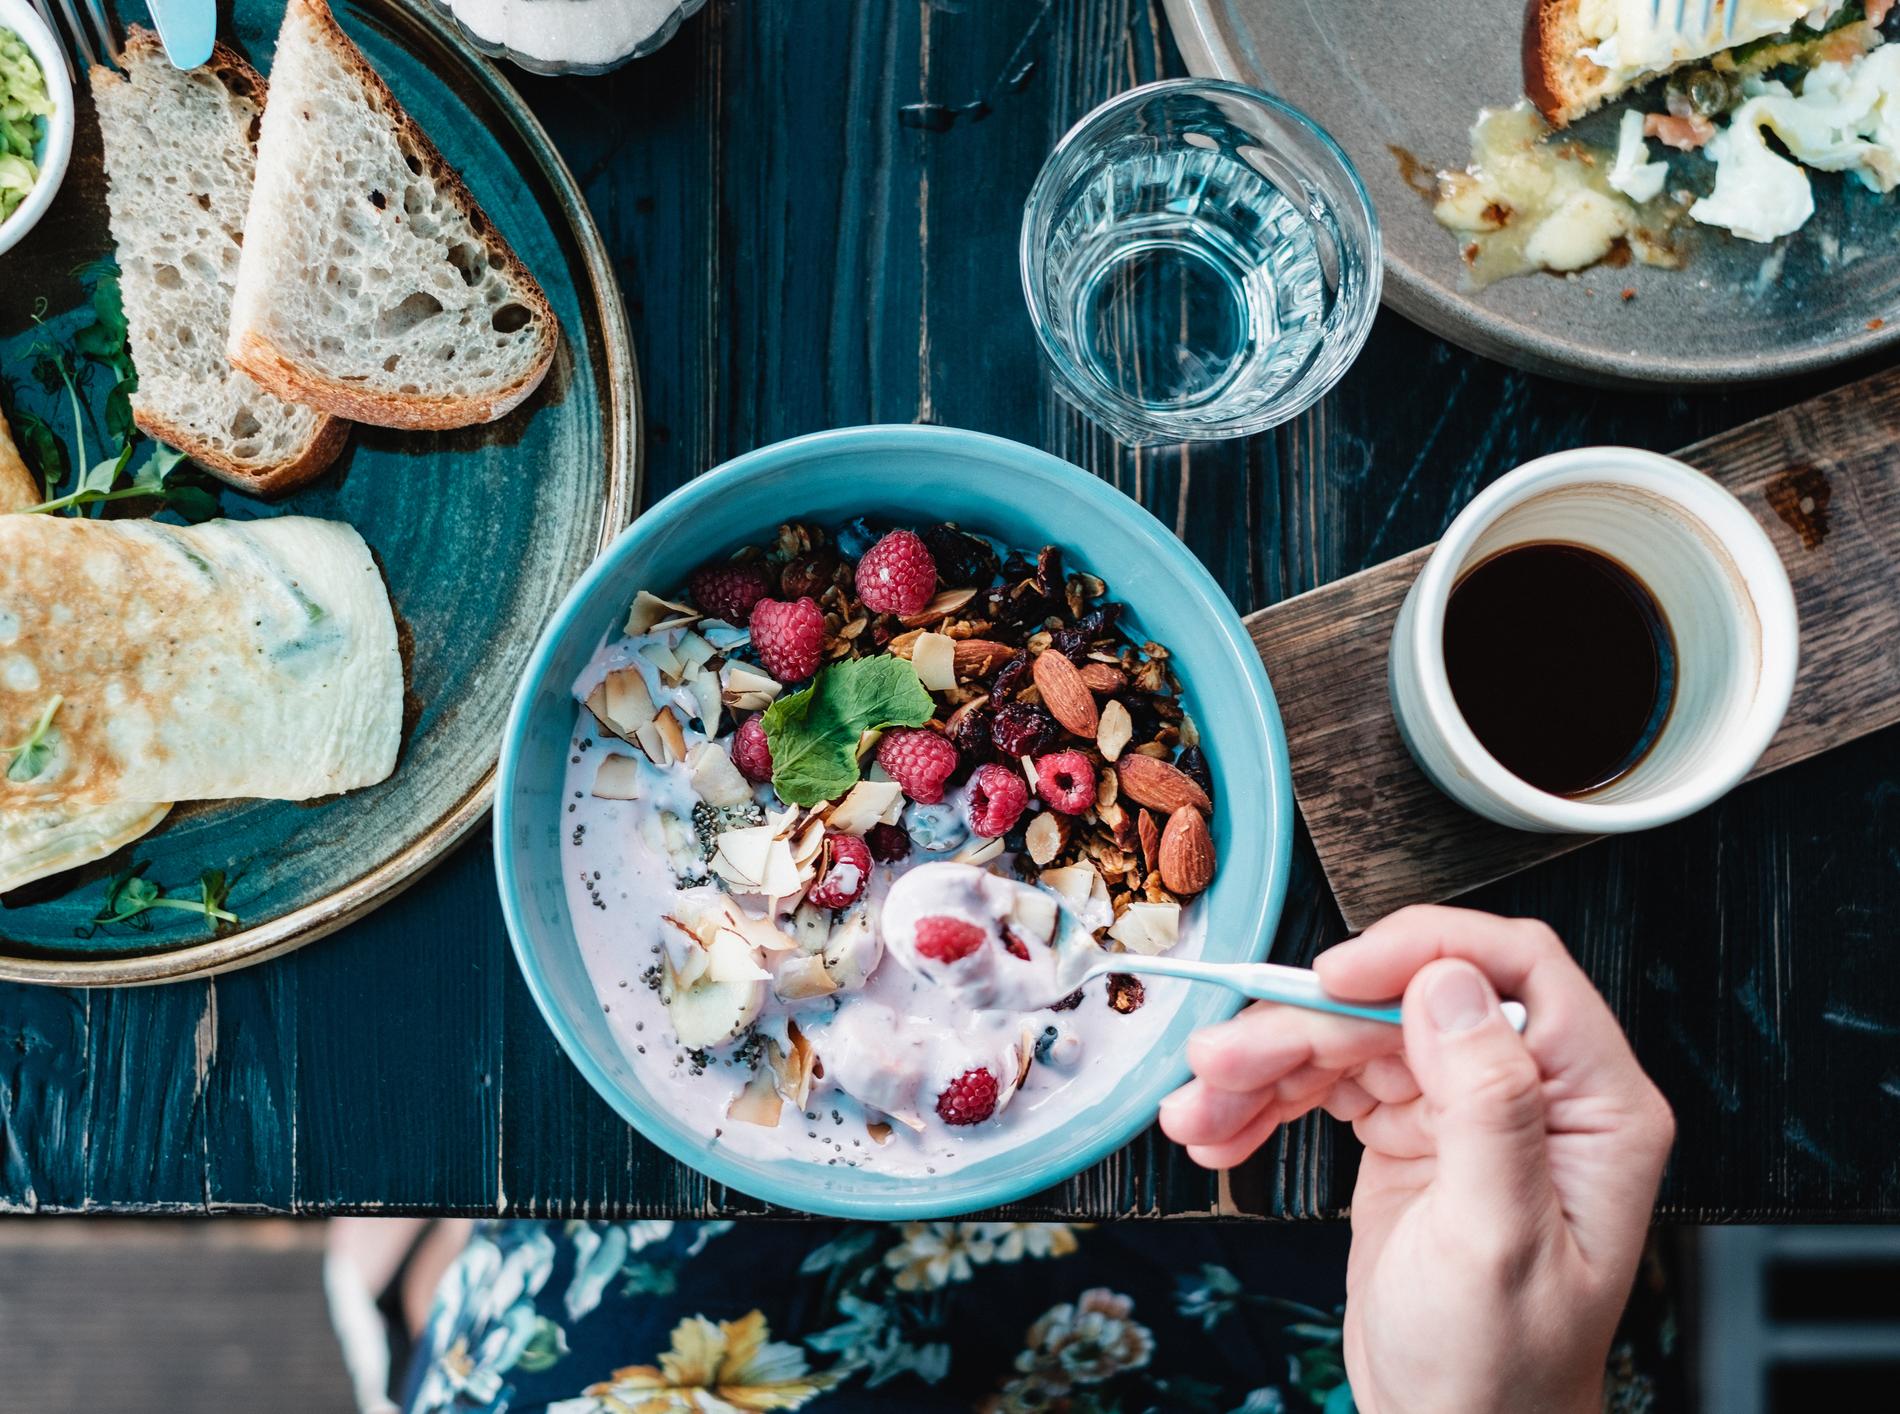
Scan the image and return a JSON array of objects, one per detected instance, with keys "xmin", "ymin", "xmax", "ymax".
[
  {"xmin": 854, "ymin": 530, "xmax": 938, "ymax": 616},
  {"xmin": 914, "ymin": 915, "xmax": 987, "ymax": 963},
  {"xmin": 935, "ymin": 1067, "xmax": 1000, "ymax": 1126},
  {"xmin": 876, "ymin": 727, "xmax": 959, "ymax": 804},
  {"xmin": 966, "ymin": 762, "xmax": 1028, "ymax": 837},
  {"xmin": 806, "ymin": 831, "xmax": 871, "ymax": 908},
  {"xmin": 688, "ymin": 560, "xmax": 771, "ymax": 624},
  {"xmin": 731, "ymin": 713, "xmax": 773, "ymax": 783},
  {"xmin": 865, "ymin": 822, "xmax": 911, "ymax": 863},
  {"xmin": 1035, "ymin": 750, "xmax": 1096, "ymax": 814},
  {"xmin": 990, "ymin": 701, "xmax": 1056, "ymax": 757},
  {"xmin": 749, "ymin": 596, "xmax": 826, "ymax": 682}
]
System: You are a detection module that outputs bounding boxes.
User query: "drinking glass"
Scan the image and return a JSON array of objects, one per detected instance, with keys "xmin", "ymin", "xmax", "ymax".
[{"xmin": 1021, "ymin": 79, "xmax": 1381, "ymax": 444}]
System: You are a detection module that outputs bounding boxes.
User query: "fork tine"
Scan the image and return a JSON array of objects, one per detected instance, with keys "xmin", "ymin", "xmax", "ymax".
[
  {"xmin": 26, "ymin": 0, "xmax": 75, "ymax": 81},
  {"xmin": 78, "ymin": 0, "xmax": 118, "ymax": 67},
  {"xmin": 48, "ymin": 0, "xmax": 101, "ymax": 71},
  {"xmin": 1723, "ymin": 0, "xmax": 1739, "ymax": 40}
]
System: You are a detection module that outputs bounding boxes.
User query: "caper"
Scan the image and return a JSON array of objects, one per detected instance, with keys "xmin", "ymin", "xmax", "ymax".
[{"xmin": 1666, "ymin": 67, "xmax": 1743, "ymax": 118}]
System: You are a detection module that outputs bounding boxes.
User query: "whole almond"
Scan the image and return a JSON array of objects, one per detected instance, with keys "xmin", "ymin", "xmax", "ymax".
[
  {"xmin": 1159, "ymin": 806, "xmax": 1215, "ymax": 895},
  {"xmin": 1115, "ymin": 753, "xmax": 1212, "ymax": 815},
  {"xmin": 953, "ymin": 640, "xmax": 1016, "ymax": 677},
  {"xmin": 1137, "ymin": 809, "xmax": 1161, "ymax": 873},
  {"xmin": 1032, "ymin": 650, "xmax": 1099, "ymax": 737},
  {"xmin": 1078, "ymin": 662, "xmax": 1127, "ymax": 694}
]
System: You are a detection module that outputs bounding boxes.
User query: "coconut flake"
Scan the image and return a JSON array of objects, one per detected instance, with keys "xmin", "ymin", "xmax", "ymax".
[
  {"xmin": 625, "ymin": 591, "xmax": 699, "ymax": 635},
  {"xmin": 689, "ymin": 741, "xmax": 754, "ymax": 808},
  {"xmin": 591, "ymin": 753, "xmax": 643, "ymax": 800},
  {"xmin": 825, "ymin": 780, "xmax": 906, "ymax": 835},
  {"xmin": 911, "ymin": 631, "xmax": 957, "ymax": 692}
]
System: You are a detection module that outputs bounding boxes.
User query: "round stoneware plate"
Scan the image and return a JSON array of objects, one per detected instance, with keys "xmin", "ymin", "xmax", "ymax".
[
  {"xmin": 1163, "ymin": 0, "xmax": 1900, "ymax": 385},
  {"xmin": 495, "ymin": 426, "xmax": 1295, "ymax": 1217},
  {"xmin": 0, "ymin": 0, "xmax": 638, "ymax": 985}
]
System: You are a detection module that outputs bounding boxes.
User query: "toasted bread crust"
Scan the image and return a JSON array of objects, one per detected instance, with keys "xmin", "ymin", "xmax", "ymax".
[
  {"xmin": 229, "ymin": 0, "xmax": 557, "ymax": 431},
  {"xmin": 1523, "ymin": 0, "xmax": 1568, "ymax": 124},
  {"xmin": 98, "ymin": 28, "xmax": 352, "ymax": 493},
  {"xmin": 131, "ymin": 402, "xmax": 349, "ymax": 496}
]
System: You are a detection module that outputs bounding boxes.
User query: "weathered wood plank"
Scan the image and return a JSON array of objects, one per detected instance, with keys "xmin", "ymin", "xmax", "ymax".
[
  {"xmin": 3, "ymin": 0, "xmax": 1898, "ymax": 1222},
  {"xmin": 1248, "ymin": 366, "xmax": 1900, "ymax": 930}
]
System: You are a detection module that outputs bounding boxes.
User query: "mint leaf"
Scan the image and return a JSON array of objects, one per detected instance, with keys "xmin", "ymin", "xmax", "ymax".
[{"xmin": 762, "ymin": 655, "xmax": 933, "ymax": 805}]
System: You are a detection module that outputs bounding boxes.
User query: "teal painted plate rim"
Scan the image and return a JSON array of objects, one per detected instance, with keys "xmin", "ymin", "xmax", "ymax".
[
  {"xmin": 494, "ymin": 425, "xmax": 1294, "ymax": 1218},
  {"xmin": 0, "ymin": 0, "xmax": 641, "ymax": 987}
]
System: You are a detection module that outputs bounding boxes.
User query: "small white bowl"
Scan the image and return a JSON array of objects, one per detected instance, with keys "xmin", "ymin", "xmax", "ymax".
[
  {"xmin": 1389, "ymin": 447, "xmax": 1800, "ymax": 835},
  {"xmin": 0, "ymin": 0, "xmax": 75, "ymax": 258}
]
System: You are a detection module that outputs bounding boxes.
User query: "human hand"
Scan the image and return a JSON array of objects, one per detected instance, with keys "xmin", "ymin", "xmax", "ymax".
[{"xmin": 1158, "ymin": 906, "xmax": 1675, "ymax": 1414}]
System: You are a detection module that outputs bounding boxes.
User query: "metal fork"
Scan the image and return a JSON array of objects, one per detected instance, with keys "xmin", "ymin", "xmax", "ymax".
[
  {"xmin": 1650, "ymin": 0, "xmax": 1740, "ymax": 42},
  {"xmin": 27, "ymin": 0, "xmax": 118, "ymax": 81}
]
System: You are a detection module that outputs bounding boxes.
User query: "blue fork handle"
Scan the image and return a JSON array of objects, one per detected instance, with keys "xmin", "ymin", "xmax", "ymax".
[
  {"xmin": 1105, "ymin": 955, "xmax": 1529, "ymax": 1033},
  {"xmin": 149, "ymin": 0, "xmax": 215, "ymax": 68}
]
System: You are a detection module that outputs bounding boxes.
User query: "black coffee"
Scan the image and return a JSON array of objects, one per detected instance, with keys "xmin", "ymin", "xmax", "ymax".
[{"xmin": 1442, "ymin": 543, "xmax": 1675, "ymax": 798}]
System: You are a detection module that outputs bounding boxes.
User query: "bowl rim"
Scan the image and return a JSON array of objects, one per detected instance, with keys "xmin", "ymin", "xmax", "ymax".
[
  {"xmin": 0, "ymin": 0, "xmax": 75, "ymax": 259},
  {"xmin": 493, "ymin": 423, "xmax": 1295, "ymax": 1217}
]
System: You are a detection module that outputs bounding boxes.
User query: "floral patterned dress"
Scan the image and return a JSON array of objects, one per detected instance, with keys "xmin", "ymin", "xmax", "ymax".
[{"xmin": 401, "ymin": 1221, "xmax": 1679, "ymax": 1414}]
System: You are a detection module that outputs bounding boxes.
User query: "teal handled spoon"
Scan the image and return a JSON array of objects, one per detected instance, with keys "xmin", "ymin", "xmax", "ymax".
[
  {"xmin": 1046, "ymin": 901, "xmax": 1529, "ymax": 1032},
  {"xmin": 1059, "ymin": 951, "xmax": 1529, "ymax": 1033}
]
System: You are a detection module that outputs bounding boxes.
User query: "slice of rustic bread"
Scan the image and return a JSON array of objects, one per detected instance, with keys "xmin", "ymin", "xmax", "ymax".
[
  {"xmin": 1523, "ymin": 0, "xmax": 1620, "ymax": 127},
  {"xmin": 227, "ymin": 0, "xmax": 557, "ymax": 430},
  {"xmin": 90, "ymin": 30, "xmax": 347, "ymax": 495}
]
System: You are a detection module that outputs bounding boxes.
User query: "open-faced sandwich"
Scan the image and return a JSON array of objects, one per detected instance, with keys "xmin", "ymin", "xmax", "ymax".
[{"xmin": 1436, "ymin": 0, "xmax": 1899, "ymax": 285}]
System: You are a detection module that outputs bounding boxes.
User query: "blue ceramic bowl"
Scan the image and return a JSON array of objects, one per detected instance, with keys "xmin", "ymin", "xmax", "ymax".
[{"xmin": 494, "ymin": 425, "xmax": 1293, "ymax": 1217}]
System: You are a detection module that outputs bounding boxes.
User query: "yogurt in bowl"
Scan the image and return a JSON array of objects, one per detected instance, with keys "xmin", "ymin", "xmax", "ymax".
[{"xmin": 495, "ymin": 425, "xmax": 1293, "ymax": 1216}]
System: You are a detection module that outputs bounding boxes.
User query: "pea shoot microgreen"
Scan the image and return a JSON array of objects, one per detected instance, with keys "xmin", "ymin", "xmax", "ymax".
[
  {"xmin": 4, "ymin": 265, "xmax": 222, "ymax": 523},
  {"xmin": 93, "ymin": 864, "xmax": 239, "ymax": 934},
  {"xmin": 2, "ymin": 694, "xmax": 62, "ymax": 783}
]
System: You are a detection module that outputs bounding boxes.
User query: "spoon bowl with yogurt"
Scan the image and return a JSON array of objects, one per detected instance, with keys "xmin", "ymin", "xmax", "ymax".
[{"xmin": 881, "ymin": 862, "xmax": 1527, "ymax": 1032}]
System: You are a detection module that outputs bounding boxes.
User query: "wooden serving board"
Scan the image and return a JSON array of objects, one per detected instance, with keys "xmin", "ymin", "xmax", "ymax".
[{"xmin": 1244, "ymin": 367, "xmax": 1900, "ymax": 931}]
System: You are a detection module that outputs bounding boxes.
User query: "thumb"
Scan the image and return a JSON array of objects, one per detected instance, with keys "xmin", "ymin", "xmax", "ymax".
[{"xmin": 1403, "ymin": 958, "xmax": 1556, "ymax": 1240}]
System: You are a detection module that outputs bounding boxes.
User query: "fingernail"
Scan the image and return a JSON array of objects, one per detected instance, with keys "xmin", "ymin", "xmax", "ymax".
[{"xmin": 1425, "ymin": 964, "xmax": 1491, "ymax": 1033}]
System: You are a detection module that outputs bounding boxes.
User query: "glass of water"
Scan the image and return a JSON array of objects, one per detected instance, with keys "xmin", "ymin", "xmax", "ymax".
[{"xmin": 1021, "ymin": 79, "xmax": 1381, "ymax": 444}]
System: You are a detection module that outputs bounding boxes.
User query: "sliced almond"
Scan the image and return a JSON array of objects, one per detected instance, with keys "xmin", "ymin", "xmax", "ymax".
[
  {"xmin": 1025, "ymin": 810, "xmax": 1067, "ymax": 866},
  {"xmin": 773, "ymin": 953, "xmax": 839, "ymax": 1001},
  {"xmin": 911, "ymin": 631, "xmax": 958, "ymax": 692},
  {"xmin": 953, "ymin": 640, "xmax": 1016, "ymax": 678},
  {"xmin": 1096, "ymin": 698, "xmax": 1133, "ymax": 762},
  {"xmin": 1137, "ymin": 808, "xmax": 1162, "ymax": 873},
  {"xmin": 1158, "ymin": 805, "xmax": 1216, "ymax": 896},
  {"xmin": 591, "ymin": 753, "xmax": 642, "ymax": 800},
  {"xmin": 1109, "ymin": 900, "xmax": 1180, "ymax": 955},
  {"xmin": 1115, "ymin": 753, "xmax": 1212, "ymax": 815},
  {"xmin": 625, "ymin": 591, "xmax": 700, "ymax": 635},
  {"xmin": 1078, "ymin": 662, "xmax": 1127, "ymax": 694},
  {"xmin": 1032, "ymin": 650, "xmax": 1098, "ymax": 737},
  {"xmin": 900, "ymin": 586, "xmax": 978, "ymax": 627}
]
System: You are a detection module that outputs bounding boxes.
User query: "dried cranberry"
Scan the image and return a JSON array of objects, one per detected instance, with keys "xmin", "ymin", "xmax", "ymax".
[
  {"xmin": 780, "ymin": 550, "xmax": 839, "ymax": 600},
  {"xmin": 1175, "ymin": 746, "xmax": 1214, "ymax": 802},
  {"xmin": 1050, "ymin": 989, "xmax": 1085, "ymax": 1012},
  {"xmin": 947, "ymin": 704, "xmax": 995, "ymax": 763},
  {"xmin": 865, "ymin": 822, "xmax": 911, "ymax": 862},
  {"xmin": 990, "ymin": 650, "xmax": 1032, "ymax": 703},
  {"xmin": 1116, "ymin": 694, "xmax": 1161, "ymax": 746},
  {"xmin": 919, "ymin": 524, "xmax": 999, "ymax": 587},
  {"xmin": 1033, "ymin": 545, "xmax": 1064, "ymax": 601},
  {"xmin": 990, "ymin": 701, "xmax": 1057, "ymax": 757},
  {"xmin": 1107, "ymin": 974, "xmax": 1146, "ymax": 1014}
]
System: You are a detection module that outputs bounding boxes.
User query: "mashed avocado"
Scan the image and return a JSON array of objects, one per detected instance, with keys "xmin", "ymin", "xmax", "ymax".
[{"xmin": 1, "ymin": 27, "xmax": 52, "ymax": 224}]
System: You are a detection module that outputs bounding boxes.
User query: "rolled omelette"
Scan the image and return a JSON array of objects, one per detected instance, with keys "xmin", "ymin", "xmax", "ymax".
[{"xmin": 0, "ymin": 514, "xmax": 402, "ymax": 893}]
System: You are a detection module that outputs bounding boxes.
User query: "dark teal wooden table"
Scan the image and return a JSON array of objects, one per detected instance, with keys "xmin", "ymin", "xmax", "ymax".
[{"xmin": 3, "ymin": 0, "xmax": 1896, "ymax": 1220}]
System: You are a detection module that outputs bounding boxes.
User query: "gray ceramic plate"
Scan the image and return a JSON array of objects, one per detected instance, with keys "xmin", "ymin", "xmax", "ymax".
[
  {"xmin": 1164, "ymin": 0, "xmax": 1900, "ymax": 385},
  {"xmin": 0, "ymin": 0, "xmax": 638, "ymax": 984}
]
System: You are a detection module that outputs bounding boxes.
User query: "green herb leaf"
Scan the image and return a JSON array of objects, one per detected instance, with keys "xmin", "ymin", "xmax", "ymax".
[
  {"xmin": 92, "ymin": 861, "xmax": 239, "ymax": 933},
  {"xmin": 3, "ymin": 694, "xmax": 62, "ymax": 783},
  {"xmin": 761, "ymin": 655, "xmax": 933, "ymax": 806}
]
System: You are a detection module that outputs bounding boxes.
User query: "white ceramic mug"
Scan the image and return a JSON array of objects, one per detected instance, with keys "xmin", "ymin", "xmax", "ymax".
[{"xmin": 1389, "ymin": 447, "xmax": 1799, "ymax": 834}]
